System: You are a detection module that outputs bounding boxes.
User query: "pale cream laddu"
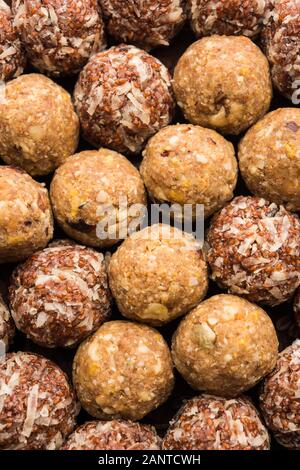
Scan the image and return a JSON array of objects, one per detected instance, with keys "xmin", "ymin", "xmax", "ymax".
[
  {"xmin": 173, "ymin": 35, "xmax": 272, "ymax": 135},
  {"xmin": 73, "ymin": 320, "xmax": 174, "ymax": 421}
]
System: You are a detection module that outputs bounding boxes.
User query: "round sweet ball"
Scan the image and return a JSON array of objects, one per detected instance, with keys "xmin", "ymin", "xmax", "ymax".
[
  {"xmin": 62, "ymin": 420, "xmax": 161, "ymax": 450},
  {"xmin": 172, "ymin": 294, "xmax": 278, "ymax": 397},
  {"xmin": 206, "ymin": 196, "xmax": 300, "ymax": 306},
  {"xmin": 108, "ymin": 224, "xmax": 208, "ymax": 326},
  {"xmin": 74, "ymin": 44, "xmax": 175, "ymax": 154},
  {"xmin": 0, "ymin": 352, "xmax": 78, "ymax": 450},
  {"xmin": 0, "ymin": 166, "xmax": 53, "ymax": 264},
  {"xmin": 261, "ymin": 0, "xmax": 300, "ymax": 100},
  {"xmin": 260, "ymin": 340, "xmax": 300, "ymax": 450},
  {"xmin": 173, "ymin": 35, "xmax": 272, "ymax": 136},
  {"xmin": 0, "ymin": 73, "xmax": 79, "ymax": 176},
  {"xmin": 0, "ymin": 1, "xmax": 25, "ymax": 81},
  {"xmin": 239, "ymin": 108, "xmax": 300, "ymax": 212},
  {"xmin": 73, "ymin": 321, "xmax": 174, "ymax": 421},
  {"xmin": 99, "ymin": 0, "xmax": 186, "ymax": 50},
  {"xmin": 12, "ymin": 0, "xmax": 106, "ymax": 76},
  {"xmin": 141, "ymin": 124, "xmax": 237, "ymax": 218},
  {"xmin": 188, "ymin": 0, "xmax": 272, "ymax": 38},
  {"xmin": 162, "ymin": 395, "xmax": 270, "ymax": 450},
  {"xmin": 0, "ymin": 294, "xmax": 15, "ymax": 352},
  {"xmin": 8, "ymin": 242, "xmax": 111, "ymax": 348},
  {"xmin": 294, "ymin": 288, "xmax": 300, "ymax": 327},
  {"xmin": 50, "ymin": 149, "xmax": 147, "ymax": 248}
]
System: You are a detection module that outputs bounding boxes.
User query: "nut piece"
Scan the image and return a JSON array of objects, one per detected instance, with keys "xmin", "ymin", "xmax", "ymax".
[
  {"xmin": 108, "ymin": 224, "xmax": 208, "ymax": 326},
  {"xmin": 141, "ymin": 124, "xmax": 237, "ymax": 218},
  {"xmin": 50, "ymin": 149, "xmax": 147, "ymax": 248},
  {"xmin": 9, "ymin": 242, "xmax": 111, "ymax": 348},
  {"xmin": 12, "ymin": 0, "xmax": 106, "ymax": 76},
  {"xmin": 173, "ymin": 35, "xmax": 272, "ymax": 135},
  {"xmin": 74, "ymin": 44, "xmax": 175, "ymax": 154},
  {"xmin": 0, "ymin": 352, "xmax": 79, "ymax": 450},
  {"xmin": 0, "ymin": 166, "xmax": 53, "ymax": 263},
  {"xmin": 100, "ymin": 0, "xmax": 186, "ymax": 50},
  {"xmin": 0, "ymin": 1, "xmax": 25, "ymax": 81},
  {"xmin": 162, "ymin": 395, "xmax": 270, "ymax": 450},
  {"xmin": 260, "ymin": 340, "xmax": 300, "ymax": 450},
  {"xmin": 62, "ymin": 420, "xmax": 161, "ymax": 450},
  {"xmin": 172, "ymin": 294, "xmax": 278, "ymax": 397},
  {"xmin": 0, "ymin": 73, "xmax": 79, "ymax": 176},
  {"xmin": 261, "ymin": 0, "xmax": 300, "ymax": 100},
  {"xmin": 188, "ymin": 0, "xmax": 272, "ymax": 38},
  {"xmin": 239, "ymin": 108, "xmax": 300, "ymax": 212},
  {"xmin": 206, "ymin": 196, "xmax": 300, "ymax": 306},
  {"xmin": 73, "ymin": 321, "xmax": 174, "ymax": 421},
  {"xmin": 193, "ymin": 322, "xmax": 216, "ymax": 348}
]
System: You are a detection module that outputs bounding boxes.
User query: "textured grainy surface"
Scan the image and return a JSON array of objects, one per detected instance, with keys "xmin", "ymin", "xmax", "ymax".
[
  {"xmin": 260, "ymin": 340, "xmax": 300, "ymax": 449},
  {"xmin": 100, "ymin": 0, "xmax": 186, "ymax": 50},
  {"xmin": 188, "ymin": 0, "xmax": 272, "ymax": 38},
  {"xmin": 12, "ymin": 0, "xmax": 106, "ymax": 76},
  {"xmin": 261, "ymin": 0, "xmax": 300, "ymax": 100},
  {"xmin": 62, "ymin": 420, "xmax": 161, "ymax": 450},
  {"xmin": 0, "ymin": 166, "xmax": 53, "ymax": 263},
  {"xmin": 0, "ymin": 73, "xmax": 79, "ymax": 176},
  {"xmin": 50, "ymin": 149, "xmax": 147, "ymax": 248},
  {"xmin": 0, "ymin": 352, "xmax": 79, "ymax": 449},
  {"xmin": 162, "ymin": 395, "xmax": 270, "ymax": 450},
  {"xmin": 8, "ymin": 242, "xmax": 111, "ymax": 348},
  {"xmin": 141, "ymin": 124, "xmax": 237, "ymax": 218},
  {"xmin": 239, "ymin": 108, "xmax": 300, "ymax": 212},
  {"xmin": 74, "ymin": 44, "xmax": 175, "ymax": 154},
  {"xmin": 172, "ymin": 294, "xmax": 278, "ymax": 397},
  {"xmin": 206, "ymin": 196, "xmax": 300, "ymax": 306},
  {"xmin": 173, "ymin": 35, "xmax": 272, "ymax": 135},
  {"xmin": 0, "ymin": 293, "xmax": 14, "ymax": 351},
  {"xmin": 73, "ymin": 321, "xmax": 174, "ymax": 421},
  {"xmin": 0, "ymin": 0, "xmax": 25, "ymax": 81},
  {"xmin": 108, "ymin": 224, "xmax": 208, "ymax": 326},
  {"xmin": 0, "ymin": 18, "xmax": 298, "ymax": 451}
]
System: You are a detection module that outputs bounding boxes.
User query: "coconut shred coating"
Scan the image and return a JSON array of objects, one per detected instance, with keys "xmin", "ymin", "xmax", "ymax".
[
  {"xmin": 0, "ymin": 294, "xmax": 15, "ymax": 352},
  {"xmin": 0, "ymin": 352, "xmax": 78, "ymax": 450},
  {"xmin": 99, "ymin": 0, "xmax": 186, "ymax": 50},
  {"xmin": 62, "ymin": 420, "xmax": 161, "ymax": 450},
  {"xmin": 12, "ymin": 0, "xmax": 106, "ymax": 76},
  {"xmin": 0, "ymin": 0, "xmax": 25, "ymax": 81},
  {"xmin": 188, "ymin": 0, "xmax": 272, "ymax": 38},
  {"xmin": 260, "ymin": 340, "xmax": 300, "ymax": 450},
  {"xmin": 8, "ymin": 242, "xmax": 111, "ymax": 348},
  {"xmin": 74, "ymin": 44, "xmax": 175, "ymax": 154},
  {"xmin": 261, "ymin": 0, "xmax": 300, "ymax": 100},
  {"xmin": 162, "ymin": 395, "xmax": 270, "ymax": 450},
  {"xmin": 73, "ymin": 321, "xmax": 174, "ymax": 421},
  {"xmin": 206, "ymin": 196, "xmax": 300, "ymax": 306}
]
